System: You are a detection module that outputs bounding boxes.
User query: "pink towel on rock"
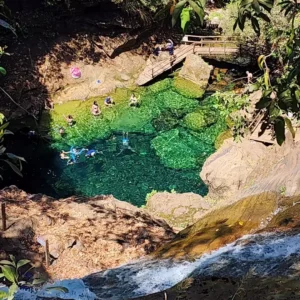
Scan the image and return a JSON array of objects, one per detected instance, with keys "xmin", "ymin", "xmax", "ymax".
[{"xmin": 70, "ymin": 67, "xmax": 81, "ymax": 79}]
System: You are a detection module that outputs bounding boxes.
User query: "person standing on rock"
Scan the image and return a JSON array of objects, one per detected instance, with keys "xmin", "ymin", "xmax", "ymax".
[{"xmin": 246, "ymin": 71, "xmax": 253, "ymax": 84}]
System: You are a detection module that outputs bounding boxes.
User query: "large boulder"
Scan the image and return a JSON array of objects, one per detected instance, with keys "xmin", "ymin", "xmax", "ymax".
[
  {"xmin": 179, "ymin": 54, "xmax": 213, "ymax": 89},
  {"xmin": 200, "ymin": 139, "xmax": 269, "ymax": 201},
  {"xmin": 146, "ymin": 192, "xmax": 211, "ymax": 229},
  {"xmin": 201, "ymin": 131, "xmax": 300, "ymax": 202}
]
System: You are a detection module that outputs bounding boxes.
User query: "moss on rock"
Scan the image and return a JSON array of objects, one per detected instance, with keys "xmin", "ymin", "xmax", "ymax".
[
  {"xmin": 215, "ymin": 130, "xmax": 233, "ymax": 149},
  {"xmin": 173, "ymin": 77, "xmax": 205, "ymax": 99},
  {"xmin": 183, "ymin": 108, "xmax": 218, "ymax": 132}
]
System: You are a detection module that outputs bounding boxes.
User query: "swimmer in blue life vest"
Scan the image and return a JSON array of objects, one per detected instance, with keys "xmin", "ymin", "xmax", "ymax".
[
  {"xmin": 62, "ymin": 146, "xmax": 86, "ymax": 165},
  {"xmin": 85, "ymin": 149, "xmax": 102, "ymax": 158},
  {"xmin": 116, "ymin": 132, "xmax": 136, "ymax": 156}
]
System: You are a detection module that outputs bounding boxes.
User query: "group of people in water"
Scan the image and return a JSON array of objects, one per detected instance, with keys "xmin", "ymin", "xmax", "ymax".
[
  {"xmin": 60, "ymin": 146, "xmax": 101, "ymax": 165},
  {"xmin": 60, "ymin": 132, "xmax": 135, "ymax": 165}
]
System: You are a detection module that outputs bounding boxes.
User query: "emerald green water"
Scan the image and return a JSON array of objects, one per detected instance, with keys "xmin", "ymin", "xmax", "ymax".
[{"xmin": 4, "ymin": 78, "xmax": 242, "ymax": 206}]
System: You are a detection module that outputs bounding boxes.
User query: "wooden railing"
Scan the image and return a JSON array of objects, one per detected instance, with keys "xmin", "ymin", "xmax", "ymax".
[
  {"xmin": 144, "ymin": 35, "xmax": 239, "ymax": 80},
  {"xmin": 148, "ymin": 45, "xmax": 194, "ymax": 78},
  {"xmin": 182, "ymin": 35, "xmax": 238, "ymax": 43}
]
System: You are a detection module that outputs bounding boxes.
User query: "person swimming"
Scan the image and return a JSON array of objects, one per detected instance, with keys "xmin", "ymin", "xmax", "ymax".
[
  {"xmin": 62, "ymin": 146, "xmax": 86, "ymax": 164},
  {"xmin": 60, "ymin": 151, "xmax": 69, "ymax": 160},
  {"xmin": 117, "ymin": 132, "xmax": 136, "ymax": 156},
  {"xmin": 85, "ymin": 149, "xmax": 102, "ymax": 158}
]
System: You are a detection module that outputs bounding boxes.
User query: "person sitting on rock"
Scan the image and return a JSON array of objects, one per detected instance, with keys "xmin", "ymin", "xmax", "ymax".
[
  {"xmin": 91, "ymin": 101, "xmax": 101, "ymax": 116},
  {"xmin": 64, "ymin": 115, "xmax": 75, "ymax": 127},
  {"xmin": 104, "ymin": 96, "xmax": 115, "ymax": 107},
  {"xmin": 129, "ymin": 94, "xmax": 139, "ymax": 107}
]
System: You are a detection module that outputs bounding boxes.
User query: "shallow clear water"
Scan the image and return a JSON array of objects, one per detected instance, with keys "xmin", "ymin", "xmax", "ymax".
[{"xmin": 2, "ymin": 79, "xmax": 232, "ymax": 206}]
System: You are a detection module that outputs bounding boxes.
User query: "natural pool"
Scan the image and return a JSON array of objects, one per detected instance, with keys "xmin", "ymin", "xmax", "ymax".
[{"xmin": 4, "ymin": 78, "xmax": 237, "ymax": 206}]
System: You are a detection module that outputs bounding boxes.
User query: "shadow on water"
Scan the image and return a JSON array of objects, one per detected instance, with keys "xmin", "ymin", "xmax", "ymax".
[{"xmin": 2, "ymin": 124, "xmax": 207, "ymax": 206}]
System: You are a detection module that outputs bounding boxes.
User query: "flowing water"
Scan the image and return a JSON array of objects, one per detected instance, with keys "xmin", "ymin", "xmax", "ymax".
[{"xmin": 11, "ymin": 232, "xmax": 300, "ymax": 300}]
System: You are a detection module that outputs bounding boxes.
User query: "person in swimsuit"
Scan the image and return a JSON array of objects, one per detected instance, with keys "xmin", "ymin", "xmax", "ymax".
[
  {"xmin": 59, "ymin": 127, "xmax": 65, "ymax": 137},
  {"xmin": 85, "ymin": 149, "xmax": 102, "ymax": 158},
  {"xmin": 117, "ymin": 132, "xmax": 136, "ymax": 156},
  {"xmin": 104, "ymin": 96, "xmax": 114, "ymax": 107},
  {"xmin": 60, "ymin": 151, "xmax": 69, "ymax": 160},
  {"xmin": 91, "ymin": 101, "xmax": 101, "ymax": 116},
  {"xmin": 64, "ymin": 115, "xmax": 74, "ymax": 127},
  {"xmin": 129, "ymin": 94, "xmax": 139, "ymax": 107}
]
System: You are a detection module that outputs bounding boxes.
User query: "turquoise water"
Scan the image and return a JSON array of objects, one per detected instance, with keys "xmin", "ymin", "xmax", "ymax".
[{"xmin": 3, "ymin": 79, "xmax": 236, "ymax": 206}]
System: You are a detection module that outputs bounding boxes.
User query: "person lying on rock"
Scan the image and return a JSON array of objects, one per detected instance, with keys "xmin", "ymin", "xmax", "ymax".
[
  {"xmin": 104, "ymin": 96, "xmax": 115, "ymax": 107},
  {"xmin": 129, "ymin": 94, "xmax": 139, "ymax": 107},
  {"xmin": 91, "ymin": 101, "xmax": 101, "ymax": 116},
  {"xmin": 64, "ymin": 115, "xmax": 75, "ymax": 127}
]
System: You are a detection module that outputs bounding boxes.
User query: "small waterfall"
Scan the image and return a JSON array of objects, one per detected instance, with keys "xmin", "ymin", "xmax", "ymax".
[{"xmin": 11, "ymin": 232, "xmax": 300, "ymax": 300}]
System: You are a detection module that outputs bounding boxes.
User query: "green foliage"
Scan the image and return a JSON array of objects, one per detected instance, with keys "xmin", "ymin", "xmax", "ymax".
[
  {"xmin": 171, "ymin": 0, "xmax": 206, "ymax": 31},
  {"xmin": 173, "ymin": 77, "xmax": 205, "ymax": 98},
  {"xmin": 0, "ymin": 113, "xmax": 25, "ymax": 179},
  {"xmin": 0, "ymin": 255, "xmax": 32, "ymax": 300},
  {"xmin": 235, "ymin": 0, "xmax": 300, "ymax": 144},
  {"xmin": 181, "ymin": 7, "xmax": 191, "ymax": 31},
  {"xmin": 0, "ymin": 255, "xmax": 69, "ymax": 299}
]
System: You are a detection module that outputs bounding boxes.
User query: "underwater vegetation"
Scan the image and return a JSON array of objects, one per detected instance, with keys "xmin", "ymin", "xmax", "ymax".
[{"xmin": 35, "ymin": 78, "xmax": 240, "ymax": 205}]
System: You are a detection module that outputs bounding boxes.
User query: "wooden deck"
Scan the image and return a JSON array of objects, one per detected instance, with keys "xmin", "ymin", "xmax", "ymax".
[{"xmin": 136, "ymin": 35, "xmax": 239, "ymax": 86}]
